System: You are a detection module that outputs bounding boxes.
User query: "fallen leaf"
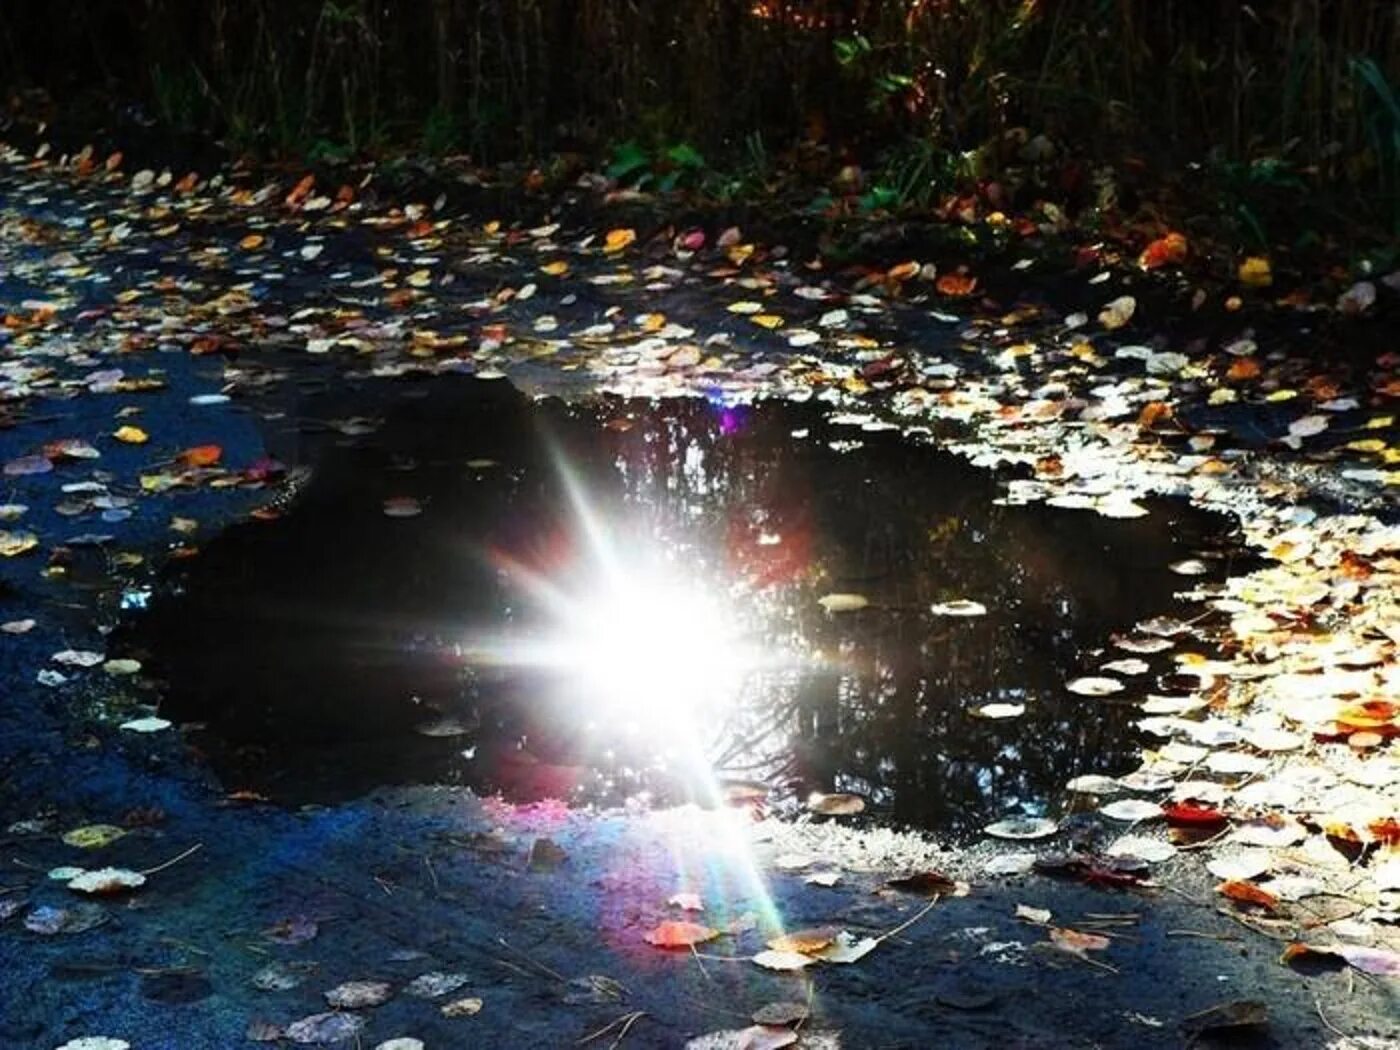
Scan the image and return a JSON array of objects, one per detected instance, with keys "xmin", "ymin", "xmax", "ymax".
[
  {"xmin": 604, "ymin": 228, "xmax": 636, "ymax": 253},
  {"xmin": 644, "ymin": 921, "xmax": 718, "ymax": 948},
  {"xmin": 441, "ymin": 996, "xmax": 483, "ymax": 1017},
  {"xmin": 806, "ymin": 792, "xmax": 865, "ymax": 816},
  {"xmin": 285, "ymin": 1011, "xmax": 365, "ymax": 1044},
  {"xmin": 1217, "ymin": 880, "xmax": 1279, "ymax": 911},
  {"xmin": 751, "ymin": 949, "xmax": 816, "ymax": 971},
  {"xmin": 817, "ymin": 593, "xmax": 868, "ymax": 613},
  {"xmin": 113, "ymin": 426, "xmax": 148, "ymax": 444},
  {"xmin": 61, "ymin": 825, "xmax": 127, "ymax": 850},
  {"xmin": 67, "ymin": 868, "xmax": 146, "ymax": 895},
  {"xmin": 985, "ymin": 817, "xmax": 1058, "ymax": 840},
  {"xmin": 1238, "ymin": 256, "xmax": 1272, "ymax": 287},
  {"xmin": 324, "ymin": 980, "xmax": 394, "ymax": 1009}
]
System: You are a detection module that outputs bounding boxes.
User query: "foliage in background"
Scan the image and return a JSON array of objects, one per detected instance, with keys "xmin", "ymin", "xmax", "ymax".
[{"xmin": 2, "ymin": 0, "xmax": 1398, "ymax": 227}]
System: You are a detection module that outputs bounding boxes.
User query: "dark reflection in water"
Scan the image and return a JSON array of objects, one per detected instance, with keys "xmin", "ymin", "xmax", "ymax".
[{"xmin": 127, "ymin": 377, "xmax": 1238, "ymax": 838}]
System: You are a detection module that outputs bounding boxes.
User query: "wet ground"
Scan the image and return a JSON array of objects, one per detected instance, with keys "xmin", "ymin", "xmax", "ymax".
[{"xmin": 0, "ymin": 137, "xmax": 1397, "ymax": 1050}]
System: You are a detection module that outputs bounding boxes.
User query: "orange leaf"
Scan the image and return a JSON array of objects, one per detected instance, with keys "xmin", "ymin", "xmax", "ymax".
[
  {"xmin": 644, "ymin": 921, "xmax": 718, "ymax": 948},
  {"xmin": 177, "ymin": 445, "xmax": 223, "ymax": 468},
  {"xmin": 604, "ymin": 228, "xmax": 637, "ymax": 253},
  {"xmin": 886, "ymin": 260, "xmax": 920, "ymax": 282},
  {"xmin": 1217, "ymin": 880, "xmax": 1279, "ymax": 911},
  {"xmin": 1136, "ymin": 401, "xmax": 1174, "ymax": 430},
  {"xmin": 935, "ymin": 273, "xmax": 978, "ymax": 297},
  {"xmin": 1138, "ymin": 232, "xmax": 1188, "ymax": 270},
  {"xmin": 766, "ymin": 926, "xmax": 840, "ymax": 954},
  {"xmin": 239, "ymin": 234, "xmax": 265, "ymax": 251},
  {"xmin": 285, "ymin": 174, "xmax": 315, "ymax": 207}
]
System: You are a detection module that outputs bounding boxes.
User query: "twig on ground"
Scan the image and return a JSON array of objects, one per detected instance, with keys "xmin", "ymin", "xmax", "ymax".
[
  {"xmin": 577, "ymin": 1010, "xmax": 647, "ymax": 1048},
  {"xmin": 140, "ymin": 842, "xmax": 203, "ymax": 876}
]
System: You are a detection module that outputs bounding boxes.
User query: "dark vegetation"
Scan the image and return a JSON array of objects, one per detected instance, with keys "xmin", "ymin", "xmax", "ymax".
[{"xmin": 4, "ymin": 2, "xmax": 1400, "ymax": 239}]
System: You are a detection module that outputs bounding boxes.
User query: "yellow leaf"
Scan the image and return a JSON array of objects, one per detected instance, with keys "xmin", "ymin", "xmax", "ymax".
[
  {"xmin": 0, "ymin": 532, "xmax": 38, "ymax": 557},
  {"xmin": 604, "ymin": 228, "xmax": 636, "ymax": 253},
  {"xmin": 1347, "ymin": 439, "xmax": 1387, "ymax": 454},
  {"xmin": 751, "ymin": 314, "xmax": 785, "ymax": 329},
  {"xmin": 238, "ymin": 233, "xmax": 265, "ymax": 251},
  {"xmin": 1238, "ymin": 256, "xmax": 1272, "ymax": 288},
  {"xmin": 406, "ymin": 269, "xmax": 433, "ymax": 288},
  {"xmin": 113, "ymin": 426, "xmax": 149, "ymax": 444},
  {"xmin": 62, "ymin": 824, "xmax": 127, "ymax": 849},
  {"xmin": 540, "ymin": 260, "xmax": 569, "ymax": 276}
]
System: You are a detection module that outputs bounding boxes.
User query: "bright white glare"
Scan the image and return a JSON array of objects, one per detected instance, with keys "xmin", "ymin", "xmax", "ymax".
[{"xmin": 547, "ymin": 568, "xmax": 761, "ymax": 734}]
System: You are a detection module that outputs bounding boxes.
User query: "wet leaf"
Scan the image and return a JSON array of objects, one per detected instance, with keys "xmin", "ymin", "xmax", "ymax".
[
  {"xmin": 324, "ymin": 980, "xmax": 393, "ymax": 1009},
  {"xmin": 767, "ymin": 927, "xmax": 839, "ymax": 954},
  {"xmin": 817, "ymin": 593, "xmax": 868, "ymax": 613},
  {"xmin": 752, "ymin": 949, "xmax": 816, "ymax": 971},
  {"xmin": 263, "ymin": 915, "xmax": 319, "ymax": 945},
  {"xmin": 985, "ymin": 816, "xmax": 1058, "ymax": 840},
  {"xmin": 285, "ymin": 1011, "xmax": 365, "ymax": 1044},
  {"xmin": 113, "ymin": 426, "xmax": 148, "ymax": 444},
  {"xmin": 644, "ymin": 921, "xmax": 718, "ymax": 948},
  {"xmin": 0, "ymin": 531, "xmax": 39, "ymax": 557},
  {"xmin": 1047, "ymin": 926, "xmax": 1111, "ymax": 961},
  {"xmin": 177, "ymin": 444, "xmax": 223, "ymax": 468},
  {"xmin": 404, "ymin": 971, "xmax": 470, "ymax": 998},
  {"xmin": 604, "ymin": 228, "xmax": 636, "ymax": 253},
  {"xmin": 1098, "ymin": 295, "xmax": 1136, "ymax": 329},
  {"xmin": 441, "ymin": 996, "xmax": 483, "ymax": 1017},
  {"xmin": 1099, "ymin": 799, "xmax": 1163, "ymax": 822},
  {"xmin": 67, "ymin": 868, "xmax": 146, "ymax": 895},
  {"xmin": 1216, "ymin": 880, "xmax": 1279, "ymax": 911},
  {"xmin": 1067, "ymin": 676, "xmax": 1124, "ymax": 696},
  {"xmin": 807, "ymin": 792, "xmax": 865, "ymax": 816},
  {"xmin": 62, "ymin": 825, "xmax": 127, "ymax": 849},
  {"xmin": 54, "ymin": 1040, "xmax": 131, "ymax": 1050},
  {"xmin": 1237, "ymin": 257, "xmax": 1272, "ymax": 287},
  {"xmin": 930, "ymin": 599, "xmax": 987, "ymax": 617}
]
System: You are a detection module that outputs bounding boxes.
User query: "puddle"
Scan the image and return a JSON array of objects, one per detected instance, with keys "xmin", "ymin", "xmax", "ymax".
[{"xmin": 123, "ymin": 377, "xmax": 1243, "ymax": 837}]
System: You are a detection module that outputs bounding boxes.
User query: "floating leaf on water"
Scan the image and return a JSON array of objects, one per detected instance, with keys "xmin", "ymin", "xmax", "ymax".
[
  {"xmin": 817, "ymin": 593, "xmax": 868, "ymax": 613},
  {"xmin": 752, "ymin": 1001, "xmax": 809, "ymax": 1026},
  {"xmin": 803, "ymin": 871, "xmax": 841, "ymax": 887},
  {"xmin": 603, "ymin": 228, "xmax": 637, "ymax": 253},
  {"xmin": 62, "ymin": 825, "xmax": 127, "ymax": 849},
  {"xmin": 1067, "ymin": 676, "xmax": 1125, "ymax": 697},
  {"xmin": 971, "ymin": 702, "xmax": 1025, "ymax": 720},
  {"xmin": 756, "ymin": 952, "xmax": 817, "ymax": 974},
  {"xmin": 404, "ymin": 971, "xmax": 470, "ymax": 999},
  {"xmin": 103, "ymin": 659, "xmax": 141, "ymax": 676},
  {"xmin": 120, "ymin": 716, "xmax": 171, "ymax": 733},
  {"xmin": 645, "ymin": 921, "xmax": 718, "ymax": 948},
  {"xmin": 113, "ymin": 426, "xmax": 149, "ymax": 444},
  {"xmin": 1114, "ymin": 636, "xmax": 1174, "ymax": 654},
  {"xmin": 67, "ymin": 868, "xmax": 146, "ymax": 895},
  {"xmin": 1230, "ymin": 816, "xmax": 1306, "ymax": 848},
  {"xmin": 54, "ymin": 1040, "xmax": 131, "ymax": 1050},
  {"xmin": 668, "ymin": 891, "xmax": 704, "ymax": 912},
  {"xmin": 251, "ymin": 962, "xmax": 306, "ymax": 992},
  {"xmin": 985, "ymin": 817, "xmax": 1058, "ymax": 841},
  {"xmin": 1048, "ymin": 926, "xmax": 1111, "ymax": 960},
  {"xmin": 382, "ymin": 496, "xmax": 422, "ymax": 518},
  {"xmin": 1099, "ymin": 799, "xmax": 1163, "ymax": 822},
  {"xmin": 2, "ymin": 619, "xmax": 36, "ymax": 633},
  {"xmin": 816, "ymin": 932, "xmax": 879, "ymax": 964},
  {"xmin": 442, "ymin": 995, "xmax": 483, "ymax": 1018},
  {"xmin": 285, "ymin": 1011, "xmax": 366, "ymax": 1044},
  {"xmin": 930, "ymin": 599, "xmax": 987, "ymax": 617},
  {"xmin": 263, "ymin": 915, "xmax": 319, "ymax": 945},
  {"xmin": 0, "ymin": 532, "xmax": 40, "ymax": 557},
  {"xmin": 1162, "ymin": 801, "xmax": 1228, "ymax": 828},
  {"xmin": 324, "ymin": 980, "xmax": 394, "ymax": 1009},
  {"xmin": 806, "ymin": 792, "xmax": 865, "ymax": 816},
  {"xmin": 766, "ymin": 927, "xmax": 839, "ymax": 954},
  {"xmin": 1066, "ymin": 775, "xmax": 1120, "ymax": 795},
  {"xmin": 375, "ymin": 1041, "xmax": 425, "ymax": 1050},
  {"xmin": 1098, "ymin": 295, "xmax": 1136, "ymax": 329},
  {"xmin": 4, "ymin": 455, "xmax": 52, "ymax": 477},
  {"xmin": 1100, "ymin": 658, "xmax": 1149, "ymax": 677}
]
